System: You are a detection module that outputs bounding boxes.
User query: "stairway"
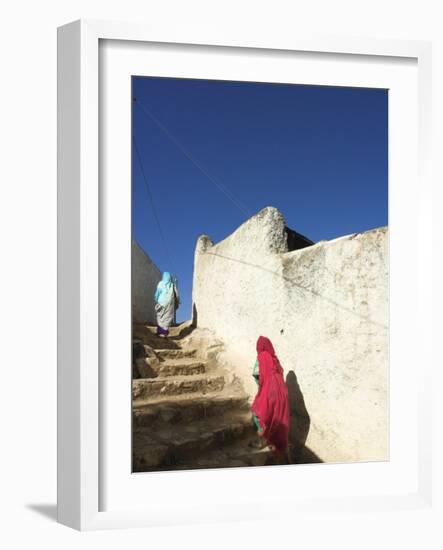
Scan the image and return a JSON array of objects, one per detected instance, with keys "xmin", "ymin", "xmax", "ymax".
[{"xmin": 132, "ymin": 322, "xmax": 276, "ymax": 472}]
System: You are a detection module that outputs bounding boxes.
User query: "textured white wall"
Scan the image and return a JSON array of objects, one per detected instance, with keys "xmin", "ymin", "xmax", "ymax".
[
  {"xmin": 132, "ymin": 240, "xmax": 162, "ymax": 324},
  {"xmin": 193, "ymin": 207, "xmax": 388, "ymax": 463}
]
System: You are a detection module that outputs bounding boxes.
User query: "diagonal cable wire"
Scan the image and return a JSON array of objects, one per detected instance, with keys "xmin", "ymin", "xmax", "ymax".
[
  {"xmin": 133, "ymin": 135, "xmax": 176, "ymax": 274},
  {"xmin": 133, "ymin": 97, "xmax": 250, "ymax": 218}
]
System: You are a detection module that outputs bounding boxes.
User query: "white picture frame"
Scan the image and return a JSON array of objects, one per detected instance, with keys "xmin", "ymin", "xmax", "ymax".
[{"xmin": 57, "ymin": 19, "xmax": 433, "ymax": 531}]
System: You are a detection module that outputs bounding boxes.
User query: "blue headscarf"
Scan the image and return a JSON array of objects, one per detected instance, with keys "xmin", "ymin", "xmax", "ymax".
[{"xmin": 155, "ymin": 272, "xmax": 174, "ymax": 306}]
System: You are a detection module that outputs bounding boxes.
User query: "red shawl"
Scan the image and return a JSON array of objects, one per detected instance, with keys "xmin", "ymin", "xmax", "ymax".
[{"xmin": 251, "ymin": 336, "xmax": 289, "ymax": 454}]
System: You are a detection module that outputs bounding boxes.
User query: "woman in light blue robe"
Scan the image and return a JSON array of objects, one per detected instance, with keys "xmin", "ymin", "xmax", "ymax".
[{"xmin": 154, "ymin": 272, "xmax": 180, "ymax": 336}]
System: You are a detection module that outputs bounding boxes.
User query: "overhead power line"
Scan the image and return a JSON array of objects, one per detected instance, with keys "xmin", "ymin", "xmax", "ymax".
[
  {"xmin": 133, "ymin": 135, "xmax": 176, "ymax": 274},
  {"xmin": 133, "ymin": 97, "xmax": 250, "ymax": 217}
]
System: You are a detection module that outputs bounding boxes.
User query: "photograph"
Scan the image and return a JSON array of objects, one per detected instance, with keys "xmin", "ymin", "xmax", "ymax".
[
  {"xmin": 3, "ymin": 0, "xmax": 435, "ymax": 542},
  {"xmin": 130, "ymin": 75, "xmax": 389, "ymax": 472}
]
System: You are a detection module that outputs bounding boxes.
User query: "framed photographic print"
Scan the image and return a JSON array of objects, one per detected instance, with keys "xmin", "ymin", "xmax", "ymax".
[{"xmin": 57, "ymin": 19, "xmax": 433, "ymax": 530}]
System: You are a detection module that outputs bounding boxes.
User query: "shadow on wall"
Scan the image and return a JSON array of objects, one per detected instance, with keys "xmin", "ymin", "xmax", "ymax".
[
  {"xmin": 192, "ymin": 303, "xmax": 198, "ymax": 328},
  {"xmin": 286, "ymin": 370, "xmax": 323, "ymax": 464}
]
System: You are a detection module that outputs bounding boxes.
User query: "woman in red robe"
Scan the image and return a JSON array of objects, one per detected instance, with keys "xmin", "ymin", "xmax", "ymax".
[{"xmin": 251, "ymin": 336, "xmax": 290, "ymax": 456}]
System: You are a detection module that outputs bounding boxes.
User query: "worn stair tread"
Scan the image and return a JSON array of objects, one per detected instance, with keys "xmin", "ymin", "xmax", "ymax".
[
  {"xmin": 194, "ymin": 436, "xmax": 278, "ymax": 468},
  {"xmin": 148, "ymin": 437, "xmax": 279, "ymax": 472},
  {"xmin": 133, "ymin": 411, "xmax": 252, "ymax": 450},
  {"xmin": 143, "ymin": 458, "xmax": 251, "ymax": 471},
  {"xmin": 134, "ymin": 372, "xmax": 222, "ymax": 385},
  {"xmin": 132, "ymin": 372, "xmax": 225, "ymax": 400},
  {"xmin": 132, "ymin": 393, "xmax": 250, "ymax": 426},
  {"xmin": 149, "ymin": 358, "xmax": 207, "ymax": 378},
  {"xmin": 138, "ymin": 322, "xmax": 194, "ymax": 340},
  {"xmin": 133, "ymin": 437, "xmax": 277, "ymax": 472},
  {"xmin": 138, "ymin": 448, "xmax": 277, "ymax": 472},
  {"xmin": 156, "ymin": 348, "xmax": 197, "ymax": 360},
  {"xmin": 156, "ymin": 365, "xmax": 205, "ymax": 376},
  {"xmin": 162, "ymin": 357, "xmax": 205, "ymax": 366},
  {"xmin": 134, "ymin": 335, "xmax": 182, "ymax": 351},
  {"xmin": 134, "ymin": 409, "xmax": 251, "ymax": 441},
  {"xmin": 132, "ymin": 411, "xmax": 254, "ymax": 471},
  {"xmin": 133, "ymin": 326, "xmax": 184, "ymax": 350},
  {"xmin": 156, "ymin": 358, "xmax": 207, "ymax": 369},
  {"xmin": 133, "ymin": 390, "xmax": 249, "ymax": 409}
]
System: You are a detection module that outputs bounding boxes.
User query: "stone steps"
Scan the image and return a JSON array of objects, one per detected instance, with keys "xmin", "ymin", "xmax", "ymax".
[
  {"xmin": 133, "ymin": 327, "xmax": 182, "ymax": 351},
  {"xmin": 133, "ymin": 393, "xmax": 250, "ymax": 426},
  {"xmin": 135, "ymin": 335, "xmax": 181, "ymax": 351},
  {"xmin": 147, "ymin": 321, "xmax": 193, "ymax": 339},
  {"xmin": 132, "ymin": 372, "xmax": 225, "ymax": 401},
  {"xmin": 132, "ymin": 411, "xmax": 254, "ymax": 471},
  {"xmin": 134, "ymin": 322, "xmax": 193, "ymax": 342},
  {"xmin": 162, "ymin": 440, "xmax": 278, "ymax": 471},
  {"xmin": 156, "ymin": 347, "xmax": 197, "ymax": 361},
  {"xmin": 135, "ymin": 432, "xmax": 280, "ymax": 472},
  {"xmin": 189, "ymin": 435, "xmax": 281, "ymax": 469},
  {"xmin": 136, "ymin": 356, "xmax": 207, "ymax": 378},
  {"xmin": 153, "ymin": 358, "xmax": 207, "ymax": 377},
  {"xmin": 131, "ymin": 320, "xmax": 279, "ymax": 473}
]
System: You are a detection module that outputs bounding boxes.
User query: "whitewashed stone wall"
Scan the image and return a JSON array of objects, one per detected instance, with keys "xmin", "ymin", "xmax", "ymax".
[
  {"xmin": 192, "ymin": 207, "xmax": 388, "ymax": 463},
  {"xmin": 132, "ymin": 240, "xmax": 162, "ymax": 324}
]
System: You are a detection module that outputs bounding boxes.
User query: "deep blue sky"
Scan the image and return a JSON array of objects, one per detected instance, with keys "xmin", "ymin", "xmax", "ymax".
[{"xmin": 132, "ymin": 77, "xmax": 388, "ymax": 322}]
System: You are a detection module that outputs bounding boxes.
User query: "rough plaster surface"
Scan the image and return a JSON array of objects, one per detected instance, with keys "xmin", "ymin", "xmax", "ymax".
[
  {"xmin": 132, "ymin": 240, "xmax": 162, "ymax": 324},
  {"xmin": 192, "ymin": 207, "xmax": 388, "ymax": 463}
]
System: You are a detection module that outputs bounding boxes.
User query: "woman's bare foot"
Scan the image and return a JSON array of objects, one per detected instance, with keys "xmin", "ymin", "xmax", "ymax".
[{"xmin": 248, "ymin": 436, "xmax": 266, "ymax": 450}]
